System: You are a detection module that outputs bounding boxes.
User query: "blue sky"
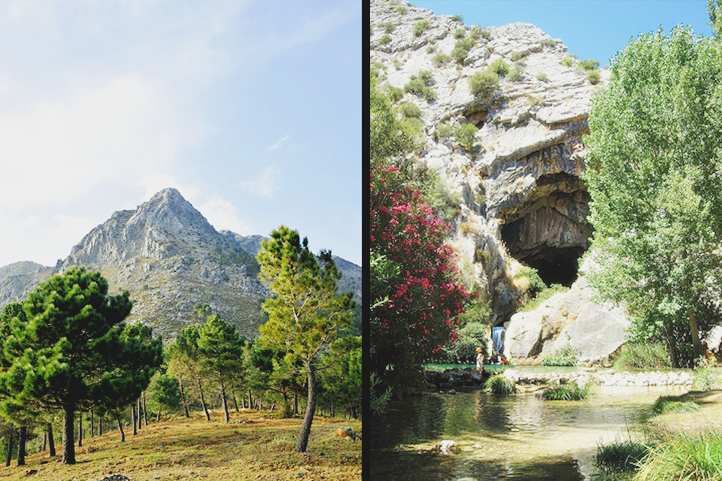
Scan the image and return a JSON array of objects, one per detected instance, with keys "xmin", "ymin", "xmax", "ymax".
[
  {"xmin": 0, "ymin": 0, "xmax": 360, "ymax": 267},
  {"xmin": 411, "ymin": 0, "xmax": 714, "ymax": 66}
]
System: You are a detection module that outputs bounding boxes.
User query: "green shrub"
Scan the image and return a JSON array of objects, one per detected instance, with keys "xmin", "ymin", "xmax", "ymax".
[
  {"xmin": 454, "ymin": 123, "xmax": 478, "ymax": 151},
  {"xmin": 444, "ymin": 321, "xmax": 491, "ymax": 363},
  {"xmin": 431, "ymin": 52, "xmax": 451, "ymax": 67},
  {"xmin": 515, "ymin": 265, "xmax": 546, "ymax": 296},
  {"xmin": 423, "ymin": 87, "xmax": 437, "ymax": 101},
  {"xmin": 510, "ymin": 51, "xmax": 524, "ymax": 62},
  {"xmin": 486, "ymin": 375, "xmax": 516, "ymax": 395},
  {"xmin": 468, "ymin": 70, "xmax": 499, "ymax": 97},
  {"xmin": 651, "ymin": 396, "xmax": 700, "ymax": 415},
  {"xmin": 451, "ymin": 14, "xmax": 463, "ymax": 22},
  {"xmin": 540, "ymin": 38, "xmax": 557, "ymax": 47},
  {"xmin": 404, "ymin": 78, "xmax": 425, "ymax": 95},
  {"xmin": 380, "ymin": 21, "xmax": 396, "ymax": 34},
  {"xmin": 694, "ymin": 365, "xmax": 721, "ymax": 391},
  {"xmin": 520, "ymin": 284, "xmax": 568, "ymax": 312},
  {"xmin": 578, "ymin": 59, "xmax": 600, "ymax": 71},
  {"xmin": 386, "ymin": 85, "xmax": 403, "ymax": 102},
  {"xmin": 426, "ymin": 45, "xmax": 436, "ymax": 54},
  {"xmin": 414, "ymin": 19, "xmax": 430, "ymax": 36},
  {"xmin": 613, "ymin": 343, "xmax": 670, "ymax": 370},
  {"xmin": 587, "ymin": 69, "xmax": 601, "ymax": 85},
  {"xmin": 378, "ymin": 34, "xmax": 391, "ymax": 45},
  {"xmin": 488, "ymin": 58, "xmax": 510, "ymax": 76},
  {"xmin": 507, "ymin": 66, "xmax": 523, "ymax": 82},
  {"xmin": 635, "ymin": 433, "xmax": 722, "ymax": 481},
  {"xmin": 398, "ymin": 101, "xmax": 422, "ymax": 118},
  {"xmin": 452, "ymin": 37, "xmax": 476, "ymax": 64},
  {"xmin": 560, "ymin": 57, "xmax": 573, "ymax": 67},
  {"xmin": 434, "ymin": 122, "xmax": 454, "ymax": 140},
  {"xmin": 536, "ymin": 71, "xmax": 548, "ymax": 82},
  {"xmin": 596, "ymin": 439, "xmax": 652, "ymax": 473},
  {"xmin": 371, "ymin": 62, "xmax": 387, "ymax": 80},
  {"xmin": 541, "ymin": 381, "xmax": 589, "ymax": 400},
  {"xmin": 396, "ymin": 6, "xmax": 407, "ymax": 15},
  {"xmin": 540, "ymin": 344, "xmax": 578, "ymax": 367},
  {"xmin": 470, "ymin": 26, "xmax": 490, "ymax": 39},
  {"xmin": 417, "ymin": 70, "xmax": 434, "ymax": 85},
  {"xmin": 454, "ymin": 28, "xmax": 466, "ymax": 39}
]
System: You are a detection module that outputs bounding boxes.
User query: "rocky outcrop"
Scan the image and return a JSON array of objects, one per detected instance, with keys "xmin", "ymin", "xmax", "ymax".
[
  {"xmin": 503, "ymin": 275, "xmax": 629, "ymax": 363},
  {"xmin": 0, "ymin": 188, "xmax": 361, "ymax": 341},
  {"xmin": 371, "ymin": 0, "xmax": 607, "ymax": 320}
]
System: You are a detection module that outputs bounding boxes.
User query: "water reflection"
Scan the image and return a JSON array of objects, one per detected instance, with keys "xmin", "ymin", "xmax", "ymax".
[{"xmin": 369, "ymin": 385, "xmax": 686, "ymax": 480}]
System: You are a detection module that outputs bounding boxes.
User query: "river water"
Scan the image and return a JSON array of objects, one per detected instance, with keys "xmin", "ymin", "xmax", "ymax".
[{"xmin": 368, "ymin": 384, "xmax": 688, "ymax": 481}]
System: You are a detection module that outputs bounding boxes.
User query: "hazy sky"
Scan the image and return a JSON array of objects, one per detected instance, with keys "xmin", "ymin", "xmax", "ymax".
[
  {"xmin": 0, "ymin": 0, "xmax": 361, "ymax": 267},
  {"xmin": 411, "ymin": 0, "xmax": 715, "ymax": 66}
]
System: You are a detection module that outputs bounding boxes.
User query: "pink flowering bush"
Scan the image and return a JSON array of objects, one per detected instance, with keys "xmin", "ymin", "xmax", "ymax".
[{"xmin": 370, "ymin": 165, "xmax": 468, "ymax": 390}]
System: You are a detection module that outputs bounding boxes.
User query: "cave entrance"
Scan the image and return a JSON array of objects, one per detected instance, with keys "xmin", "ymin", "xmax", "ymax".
[{"xmin": 500, "ymin": 172, "xmax": 592, "ymax": 288}]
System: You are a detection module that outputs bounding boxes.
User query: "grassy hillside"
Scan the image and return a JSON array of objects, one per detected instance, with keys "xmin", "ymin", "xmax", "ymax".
[{"xmin": 0, "ymin": 410, "xmax": 361, "ymax": 481}]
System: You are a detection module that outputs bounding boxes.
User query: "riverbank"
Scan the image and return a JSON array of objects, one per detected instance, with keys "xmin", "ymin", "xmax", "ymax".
[{"xmin": 647, "ymin": 390, "xmax": 722, "ymax": 435}]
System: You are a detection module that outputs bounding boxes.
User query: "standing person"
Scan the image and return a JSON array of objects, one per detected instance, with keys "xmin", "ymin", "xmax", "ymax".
[{"xmin": 475, "ymin": 347, "xmax": 485, "ymax": 371}]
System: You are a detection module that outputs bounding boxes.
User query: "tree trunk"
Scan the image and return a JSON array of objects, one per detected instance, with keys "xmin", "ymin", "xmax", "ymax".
[
  {"xmin": 78, "ymin": 414, "xmax": 83, "ymax": 447},
  {"xmin": 47, "ymin": 423, "xmax": 55, "ymax": 457},
  {"xmin": 5, "ymin": 428, "xmax": 12, "ymax": 466},
  {"xmin": 665, "ymin": 321, "xmax": 680, "ymax": 368},
  {"xmin": 179, "ymin": 378, "xmax": 190, "ymax": 418},
  {"xmin": 331, "ymin": 398, "xmax": 335, "ymax": 418},
  {"xmin": 117, "ymin": 419, "xmax": 125, "ymax": 442},
  {"xmin": 137, "ymin": 398, "xmax": 142, "ymax": 431},
  {"xmin": 198, "ymin": 378, "xmax": 211, "ymax": 421},
  {"xmin": 294, "ymin": 392, "xmax": 299, "ymax": 415},
  {"xmin": 43, "ymin": 432, "xmax": 47, "ymax": 452},
  {"xmin": 248, "ymin": 390, "xmax": 254, "ymax": 411},
  {"xmin": 131, "ymin": 404, "xmax": 137, "ymax": 436},
  {"xmin": 143, "ymin": 392, "xmax": 148, "ymax": 426},
  {"xmin": 689, "ymin": 308, "xmax": 702, "ymax": 360},
  {"xmin": 156, "ymin": 408, "xmax": 161, "ymax": 422},
  {"xmin": 63, "ymin": 406, "xmax": 76, "ymax": 464},
  {"xmin": 221, "ymin": 382, "xmax": 230, "ymax": 424},
  {"xmin": 295, "ymin": 360, "xmax": 317, "ymax": 453},
  {"xmin": 231, "ymin": 386, "xmax": 239, "ymax": 413},
  {"xmin": 90, "ymin": 410, "xmax": 94, "ymax": 438},
  {"xmin": 17, "ymin": 425, "xmax": 26, "ymax": 466},
  {"xmin": 98, "ymin": 417, "xmax": 103, "ymax": 436}
]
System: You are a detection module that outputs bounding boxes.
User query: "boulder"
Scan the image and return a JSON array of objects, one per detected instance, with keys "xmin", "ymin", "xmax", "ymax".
[{"xmin": 434, "ymin": 440, "xmax": 460, "ymax": 455}]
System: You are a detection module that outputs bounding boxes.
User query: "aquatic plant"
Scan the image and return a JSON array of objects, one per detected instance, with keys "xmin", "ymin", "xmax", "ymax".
[
  {"xmin": 540, "ymin": 344, "xmax": 578, "ymax": 367},
  {"xmin": 613, "ymin": 342, "xmax": 670, "ymax": 370},
  {"xmin": 651, "ymin": 396, "xmax": 700, "ymax": 415},
  {"xmin": 634, "ymin": 433, "xmax": 722, "ymax": 481},
  {"xmin": 595, "ymin": 439, "xmax": 651, "ymax": 473},
  {"xmin": 486, "ymin": 374, "xmax": 516, "ymax": 395},
  {"xmin": 541, "ymin": 381, "xmax": 589, "ymax": 400}
]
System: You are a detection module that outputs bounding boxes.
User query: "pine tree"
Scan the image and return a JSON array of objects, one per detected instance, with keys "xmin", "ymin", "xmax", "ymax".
[{"xmin": 256, "ymin": 226, "xmax": 354, "ymax": 452}]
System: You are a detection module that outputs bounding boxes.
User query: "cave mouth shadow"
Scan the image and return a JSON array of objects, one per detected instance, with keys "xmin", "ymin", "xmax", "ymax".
[{"xmin": 518, "ymin": 246, "xmax": 584, "ymax": 287}]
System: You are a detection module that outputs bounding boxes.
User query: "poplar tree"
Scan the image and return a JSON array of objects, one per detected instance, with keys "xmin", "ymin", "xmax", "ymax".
[
  {"xmin": 0, "ymin": 267, "xmax": 162, "ymax": 464},
  {"xmin": 256, "ymin": 226, "xmax": 354, "ymax": 452}
]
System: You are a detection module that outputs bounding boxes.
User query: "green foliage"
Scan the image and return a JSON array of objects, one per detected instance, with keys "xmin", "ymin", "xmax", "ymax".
[
  {"xmin": 403, "ymin": 77, "xmax": 425, "ymax": 95},
  {"xmin": 515, "ymin": 264, "xmax": 546, "ymax": 296},
  {"xmin": 587, "ymin": 69, "xmax": 601, "ymax": 84},
  {"xmin": 535, "ymin": 71, "xmax": 548, "ymax": 81},
  {"xmin": 584, "ymin": 25, "xmax": 722, "ymax": 368},
  {"xmin": 214, "ymin": 246, "xmax": 260, "ymax": 276},
  {"xmin": 434, "ymin": 122, "xmax": 454, "ymax": 140},
  {"xmin": 426, "ymin": 45, "xmax": 436, "ymax": 54},
  {"xmin": 385, "ymin": 84, "xmax": 403, "ymax": 102},
  {"xmin": 578, "ymin": 58, "xmax": 600, "ymax": 70},
  {"xmin": 561, "ymin": 56, "xmax": 574, "ymax": 67},
  {"xmin": 540, "ymin": 38, "xmax": 558, "ymax": 47},
  {"xmin": 651, "ymin": 396, "xmax": 700, "ymax": 415},
  {"xmin": 540, "ymin": 344, "xmax": 578, "ymax": 367},
  {"xmin": 488, "ymin": 58, "xmax": 510, "ymax": 76},
  {"xmin": 380, "ymin": 21, "xmax": 396, "ymax": 34},
  {"xmin": 595, "ymin": 439, "xmax": 652, "ymax": 474},
  {"xmin": 370, "ymin": 372, "xmax": 392, "ymax": 416},
  {"xmin": 454, "ymin": 28, "xmax": 466, "ymax": 39},
  {"xmin": 541, "ymin": 381, "xmax": 589, "ymax": 400},
  {"xmin": 404, "ymin": 71, "xmax": 436, "ymax": 101},
  {"xmin": 454, "ymin": 123, "xmax": 479, "ymax": 151},
  {"xmin": 451, "ymin": 37, "xmax": 476, "ymax": 64},
  {"xmin": 395, "ymin": 5, "xmax": 407, "ymax": 14},
  {"xmin": 486, "ymin": 375, "xmax": 516, "ymax": 395},
  {"xmin": 370, "ymin": 73, "xmax": 418, "ymax": 164},
  {"xmin": 442, "ymin": 322, "xmax": 490, "ymax": 364},
  {"xmin": 378, "ymin": 34, "xmax": 391, "ymax": 45},
  {"xmin": 613, "ymin": 343, "xmax": 670, "ymax": 370},
  {"xmin": 470, "ymin": 26, "xmax": 490, "ymax": 39},
  {"xmin": 451, "ymin": 14, "xmax": 463, "ymax": 22},
  {"xmin": 693, "ymin": 365, "xmax": 720, "ymax": 391},
  {"xmin": 414, "ymin": 19, "xmax": 430, "ymax": 36},
  {"xmin": 520, "ymin": 284, "xmax": 568, "ymax": 312},
  {"xmin": 148, "ymin": 373, "xmax": 182, "ymax": 415},
  {"xmin": 398, "ymin": 101, "xmax": 422, "ymax": 118},
  {"xmin": 431, "ymin": 52, "xmax": 451, "ymax": 68},
  {"xmin": 318, "ymin": 336, "xmax": 361, "ymax": 419},
  {"xmin": 506, "ymin": 66, "xmax": 523, "ymax": 82},
  {"xmin": 635, "ymin": 433, "xmax": 722, "ymax": 481},
  {"xmin": 510, "ymin": 51, "xmax": 524, "ymax": 62},
  {"xmin": 468, "ymin": 69, "xmax": 499, "ymax": 97}
]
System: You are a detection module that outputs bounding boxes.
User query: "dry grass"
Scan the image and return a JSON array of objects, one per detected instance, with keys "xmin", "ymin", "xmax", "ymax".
[
  {"xmin": 0, "ymin": 410, "xmax": 361, "ymax": 481},
  {"xmin": 647, "ymin": 390, "xmax": 722, "ymax": 435}
]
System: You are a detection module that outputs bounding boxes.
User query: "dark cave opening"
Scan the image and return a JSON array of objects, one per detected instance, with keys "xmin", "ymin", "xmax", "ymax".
[{"xmin": 516, "ymin": 246, "xmax": 585, "ymax": 287}]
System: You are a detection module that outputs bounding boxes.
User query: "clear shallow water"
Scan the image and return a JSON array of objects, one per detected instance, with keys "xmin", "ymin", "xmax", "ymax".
[{"xmin": 369, "ymin": 385, "xmax": 688, "ymax": 481}]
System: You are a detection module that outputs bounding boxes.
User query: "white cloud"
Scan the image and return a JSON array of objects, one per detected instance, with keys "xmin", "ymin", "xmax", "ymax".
[
  {"xmin": 266, "ymin": 133, "xmax": 291, "ymax": 152},
  {"xmin": 238, "ymin": 166, "xmax": 281, "ymax": 197},
  {"xmin": 199, "ymin": 196, "xmax": 255, "ymax": 234}
]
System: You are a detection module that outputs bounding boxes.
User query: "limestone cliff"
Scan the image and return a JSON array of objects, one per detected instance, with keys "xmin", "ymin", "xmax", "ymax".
[
  {"xmin": 0, "ymin": 188, "xmax": 361, "ymax": 341},
  {"xmin": 371, "ymin": 0, "xmax": 608, "ymax": 322}
]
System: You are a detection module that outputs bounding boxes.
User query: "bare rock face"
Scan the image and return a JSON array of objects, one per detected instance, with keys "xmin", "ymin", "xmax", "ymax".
[
  {"xmin": 0, "ymin": 188, "xmax": 362, "ymax": 341},
  {"xmin": 371, "ymin": 0, "xmax": 607, "ymax": 321}
]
